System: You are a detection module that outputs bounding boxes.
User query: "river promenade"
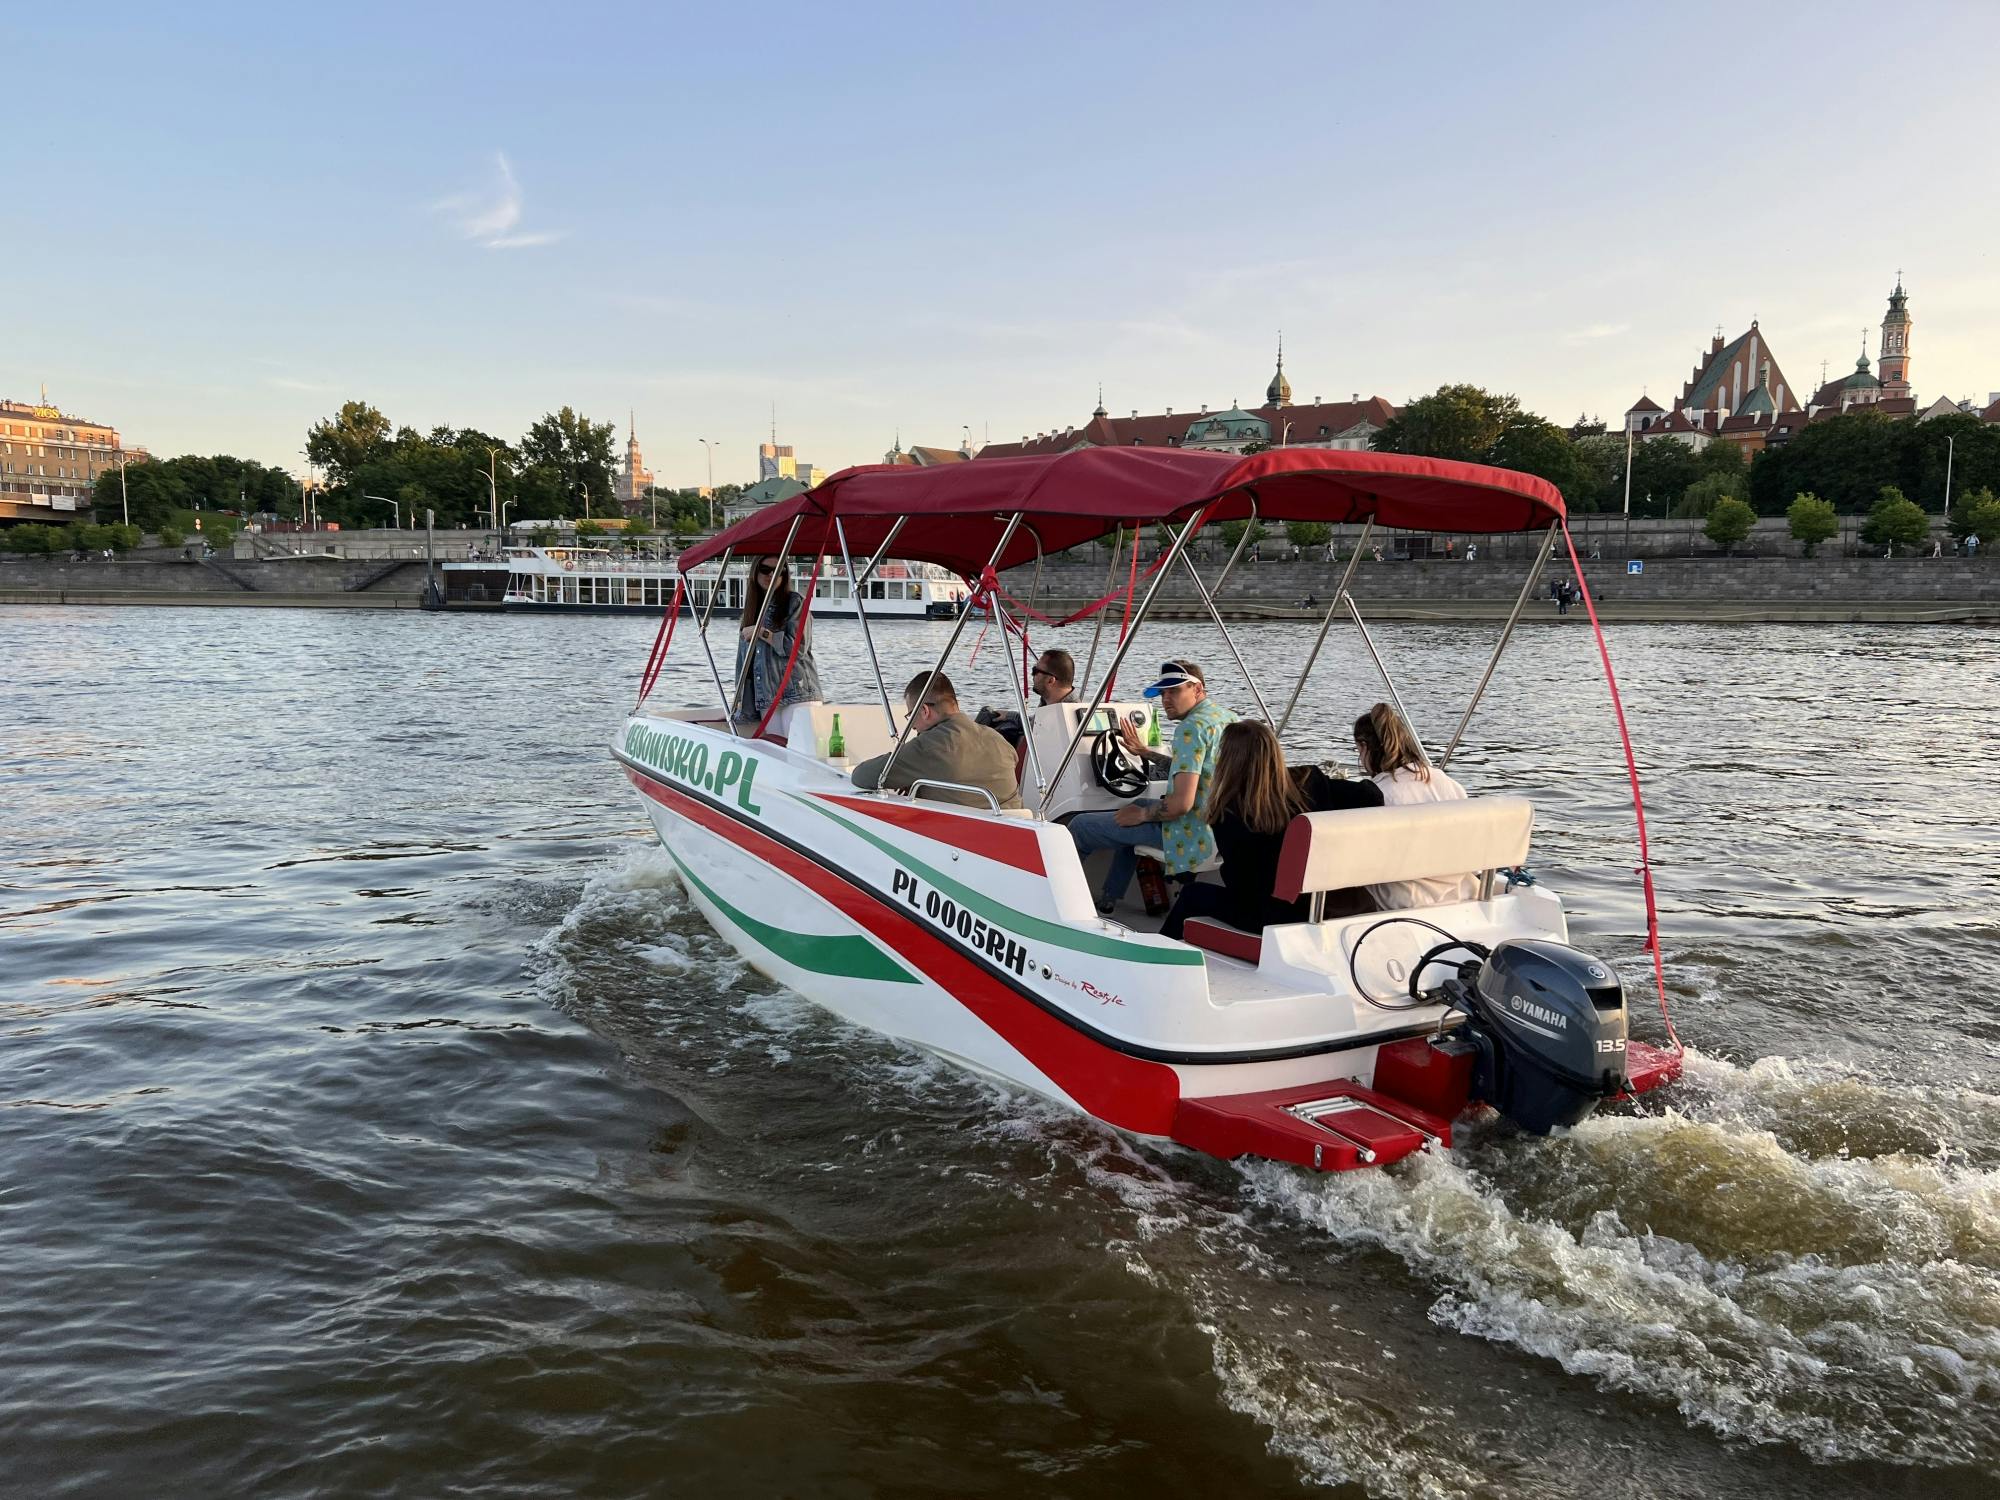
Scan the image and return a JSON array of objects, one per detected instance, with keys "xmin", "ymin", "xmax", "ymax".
[{"xmin": 1, "ymin": 519, "xmax": 1992, "ymax": 622}]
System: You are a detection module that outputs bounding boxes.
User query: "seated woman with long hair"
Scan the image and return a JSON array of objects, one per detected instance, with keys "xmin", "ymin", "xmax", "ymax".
[
  {"xmin": 1351, "ymin": 702, "xmax": 1475, "ymax": 908},
  {"xmin": 1161, "ymin": 721, "xmax": 1381, "ymax": 941},
  {"xmin": 733, "ymin": 556, "xmax": 823, "ymax": 729}
]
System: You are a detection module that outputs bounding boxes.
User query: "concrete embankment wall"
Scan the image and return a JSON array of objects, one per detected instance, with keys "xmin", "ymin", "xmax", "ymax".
[
  {"xmin": 1001, "ymin": 553, "xmax": 1998, "ymax": 623},
  {"xmin": 0, "ymin": 555, "xmax": 432, "ymax": 606}
]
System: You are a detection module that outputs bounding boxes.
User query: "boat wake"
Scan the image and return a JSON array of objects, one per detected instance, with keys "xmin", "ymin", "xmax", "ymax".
[{"xmin": 1229, "ymin": 1046, "xmax": 2000, "ymax": 1475}]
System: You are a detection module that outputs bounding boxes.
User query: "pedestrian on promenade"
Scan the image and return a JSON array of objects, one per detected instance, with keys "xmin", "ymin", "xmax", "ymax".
[
  {"xmin": 1931, "ymin": 538, "xmax": 1942, "ymax": 558},
  {"xmin": 1967, "ymin": 533, "xmax": 1980, "ymax": 558},
  {"xmin": 1444, "ymin": 538, "xmax": 1455, "ymax": 560},
  {"xmin": 1465, "ymin": 543, "xmax": 1478, "ymax": 563}
]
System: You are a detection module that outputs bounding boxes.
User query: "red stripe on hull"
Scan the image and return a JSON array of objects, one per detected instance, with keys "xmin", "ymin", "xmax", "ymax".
[
  {"xmin": 811, "ymin": 792, "xmax": 1047, "ymax": 875},
  {"xmin": 629, "ymin": 768, "xmax": 1181, "ymax": 1132}
]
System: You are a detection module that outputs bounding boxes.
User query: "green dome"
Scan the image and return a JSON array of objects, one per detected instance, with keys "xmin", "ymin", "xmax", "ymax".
[{"xmin": 1184, "ymin": 407, "xmax": 1270, "ymax": 444}]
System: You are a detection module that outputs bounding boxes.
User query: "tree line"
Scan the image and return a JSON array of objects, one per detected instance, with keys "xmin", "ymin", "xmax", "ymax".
[
  {"xmin": 299, "ymin": 400, "xmax": 739, "ymax": 533},
  {"xmin": 1370, "ymin": 383, "xmax": 2000, "ymax": 523}
]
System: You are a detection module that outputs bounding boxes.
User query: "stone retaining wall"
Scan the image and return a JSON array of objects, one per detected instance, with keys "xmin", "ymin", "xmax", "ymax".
[{"xmin": 1003, "ymin": 553, "xmax": 1997, "ymax": 606}]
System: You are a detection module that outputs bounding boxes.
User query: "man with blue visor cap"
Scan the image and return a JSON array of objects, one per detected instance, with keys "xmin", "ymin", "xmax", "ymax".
[{"xmin": 1065, "ymin": 659, "xmax": 1237, "ymax": 915}]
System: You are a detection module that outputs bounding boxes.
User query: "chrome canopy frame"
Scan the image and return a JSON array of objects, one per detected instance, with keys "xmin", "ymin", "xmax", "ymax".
[{"xmin": 662, "ymin": 494, "xmax": 1565, "ymax": 814}]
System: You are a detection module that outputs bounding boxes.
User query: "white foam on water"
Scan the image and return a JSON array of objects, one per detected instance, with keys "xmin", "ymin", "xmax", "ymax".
[{"xmin": 1229, "ymin": 1047, "xmax": 2000, "ymax": 1472}]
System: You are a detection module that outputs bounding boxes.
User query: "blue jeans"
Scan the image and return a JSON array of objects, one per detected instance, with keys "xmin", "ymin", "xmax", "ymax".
[{"xmin": 1067, "ymin": 804, "xmax": 1159, "ymax": 905}]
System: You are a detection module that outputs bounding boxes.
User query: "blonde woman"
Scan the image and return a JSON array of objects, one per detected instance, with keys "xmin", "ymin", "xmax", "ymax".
[
  {"xmin": 1350, "ymin": 703, "xmax": 1476, "ymax": 908},
  {"xmin": 1161, "ymin": 721, "xmax": 1381, "ymax": 940}
]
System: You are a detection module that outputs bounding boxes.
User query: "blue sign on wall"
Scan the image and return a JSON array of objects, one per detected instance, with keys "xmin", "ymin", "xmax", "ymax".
[{"xmin": 1627, "ymin": 560, "xmax": 1644, "ymax": 575}]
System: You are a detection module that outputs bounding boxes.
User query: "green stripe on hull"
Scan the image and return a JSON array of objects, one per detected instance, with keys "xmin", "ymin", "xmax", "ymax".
[
  {"xmin": 666, "ymin": 848, "xmax": 919, "ymax": 984},
  {"xmin": 792, "ymin": 795, "xmax": 1205, "ymax": 968}
]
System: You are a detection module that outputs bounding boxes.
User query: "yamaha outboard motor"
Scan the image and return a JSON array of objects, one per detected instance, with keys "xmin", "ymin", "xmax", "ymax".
[{"xmin": 1458, "ymin": 939, "xmax": 1629, "ymax": 1134}]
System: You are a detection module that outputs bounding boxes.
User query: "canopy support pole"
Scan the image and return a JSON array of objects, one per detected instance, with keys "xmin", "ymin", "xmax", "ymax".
[
  {"xmin": 690, "ymin": 545, "xmax": 739, "ymax": 731},
  {"xmin": 1040, "ymin": 507, "xmax": 1210, "ymax": 814},
  {"xmin": 728, "ymin": 516, "xmax": 803, "ymax": 726},
  {"xmin": 1208, "ymin": 491, "xmax": 1259, "ymax": 599},
  {"xmin": 1440, "ymin": 521, "xmax": 1558, "ymax": 770},
  {"xmin": 836, "ymin": 516, "xmax": 897, "ymax": 738},
  {"xmin": 876, "ymin": 513, "xmax": 1025, "ymax": 794},
  {"xmin": 1344, "ymin": 591, "xmax": 1432, "ymax": 770},
  {"xmin": 857, "ymin": 516, "xmax": 907, "ymax": 587},
  {"xmin": 1277, "ymin": 519, "xmax": 1372, "ymax": 739},
  {"xmin": 996, "ymin": 598, "xmax": 1049, "ymax": 796},
  {"xmin": 696, "ymin": 546, "xmax": 734, "ymax": 629},
  {"xmin": 1176, "ymin": 550, "xmax": 1273, "ymax": 725},
  {"xmin": 1079, "ymin": 524, "xmax": 1124, "ymax": 697}
]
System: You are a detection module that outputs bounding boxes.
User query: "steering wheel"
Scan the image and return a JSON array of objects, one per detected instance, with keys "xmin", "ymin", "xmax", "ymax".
[{"xmin": 1090, "ymin": 728, "xmax": 1148, "ymax": 799}]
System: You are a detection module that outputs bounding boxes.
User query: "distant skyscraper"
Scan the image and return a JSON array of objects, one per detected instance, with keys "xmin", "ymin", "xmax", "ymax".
[{"xmin": 620, "ymin": 412, "xmax": 653, "ymax": 509}]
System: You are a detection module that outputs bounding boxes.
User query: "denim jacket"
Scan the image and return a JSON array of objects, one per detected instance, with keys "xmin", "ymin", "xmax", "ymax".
[{"xmin": 732, "ymin": 591, "xmax": 822, "ymax": 719}]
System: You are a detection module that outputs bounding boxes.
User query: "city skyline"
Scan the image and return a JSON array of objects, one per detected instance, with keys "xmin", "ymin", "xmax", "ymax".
[{"xmin": 15, "ymin": 1, "xmax": 1999, "ymax": 488}]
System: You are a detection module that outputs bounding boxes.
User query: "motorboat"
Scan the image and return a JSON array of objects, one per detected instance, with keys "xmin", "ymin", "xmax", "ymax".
[{"xmin": 613, "ymin": 447, "xmax": 1681, "ymax": 1171}]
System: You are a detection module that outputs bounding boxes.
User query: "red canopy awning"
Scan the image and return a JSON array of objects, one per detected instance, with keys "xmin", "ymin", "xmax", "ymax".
[{"xmin": 678, "ymin": 446, "xmax": 1564, "ymax": 576}]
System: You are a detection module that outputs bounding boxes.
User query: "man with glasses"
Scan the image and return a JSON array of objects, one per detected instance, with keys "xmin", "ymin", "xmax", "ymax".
[
  {"xmin": 851, "ymin": 672, "xmax": 1024, "ymax": 810},
  {"xmin": 1029, "ymin": 649, "xmax": 1075, "ymax": 708},
  {"xmin": 1065, "ymin": 660, "xmax": 1236, "ymax": 915},
  {"xmin": 976, "ymin": 648, "xmax": 1075, "ymax": 748}
]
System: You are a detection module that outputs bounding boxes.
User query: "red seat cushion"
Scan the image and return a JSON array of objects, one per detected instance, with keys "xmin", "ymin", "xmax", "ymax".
[{"xmin": 1182, "ymin": 916, "xmax": 1263, "ymax": 963}]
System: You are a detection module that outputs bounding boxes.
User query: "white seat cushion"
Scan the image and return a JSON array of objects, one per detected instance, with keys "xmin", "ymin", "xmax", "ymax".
[{"xmin": 1272, "ymin": 795, "xmax": 1533, "ymax": 901}]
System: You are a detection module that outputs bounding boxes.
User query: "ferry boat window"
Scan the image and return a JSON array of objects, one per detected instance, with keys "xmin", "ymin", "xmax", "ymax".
[
  {"xmin": 564, "ymin": 578, "xmax": 579, "ymax": 604},
  {"xmin": 610, "ymin": 578, "xmax": 627, "ymax": 605},
  {"xmin": 868, "ymin": 581, "xmax": 885, "ymax": 599},
  {"xmin": 830, "ymin": 580, "xmax": 850, "ymax": 599}
]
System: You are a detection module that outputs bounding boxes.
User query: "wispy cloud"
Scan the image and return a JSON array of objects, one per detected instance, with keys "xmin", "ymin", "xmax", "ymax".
[
  {"xmin": 1564, "ymin": 322, "xmax": 1631, "ymax": 344},
  {"xmin": 269, "ymin": 376, "xmax": 337, "ymax": 393},
  {"xmin": 434, "ymin": 152, "xmax": 566, "ymax": 251}
]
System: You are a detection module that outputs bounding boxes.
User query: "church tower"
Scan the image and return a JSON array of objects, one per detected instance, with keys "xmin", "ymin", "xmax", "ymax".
[
  {"xmin": 1879, "ymin": 274, "xmax": 1912, "ymax": 398},
  {"xmin": 1265, "ymin": 333, "xmax": 1291, "ymax": 409}
]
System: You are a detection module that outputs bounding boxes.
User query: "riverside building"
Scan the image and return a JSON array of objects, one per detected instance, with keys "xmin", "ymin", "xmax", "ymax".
[
  {"xmin": 1622, "ymin": 278, "xmax": 1927, "ymax": 457},
  {"xmin": 0, "ymin": 392, "xmax": 132, "ymax": 523},
  {"xmin": 976, "ymin": 341, "xmax": 1397, "ymax": 461}
]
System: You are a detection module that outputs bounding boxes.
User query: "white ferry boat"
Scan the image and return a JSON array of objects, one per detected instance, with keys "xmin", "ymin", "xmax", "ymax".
[{"xmin": 462, "ymin": 545, "xmax": 969, "ymax": 618}]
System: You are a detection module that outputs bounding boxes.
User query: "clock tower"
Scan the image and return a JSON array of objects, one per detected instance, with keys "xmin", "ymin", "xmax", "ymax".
[{"xmin": 1878, "ymin": 274, "xmax": 1912, "ymax": 399}]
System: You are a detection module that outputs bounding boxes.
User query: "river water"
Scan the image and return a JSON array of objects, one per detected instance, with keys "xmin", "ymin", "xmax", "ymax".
[{"xmin": 4, "ymin": 606, "xmax": 1997, "ymax": 1499}]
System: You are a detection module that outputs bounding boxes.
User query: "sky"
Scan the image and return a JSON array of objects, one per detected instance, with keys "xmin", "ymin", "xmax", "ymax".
[{"xmin": 14, "ymin": 0, "xmax": 2000, "ymax": 488}]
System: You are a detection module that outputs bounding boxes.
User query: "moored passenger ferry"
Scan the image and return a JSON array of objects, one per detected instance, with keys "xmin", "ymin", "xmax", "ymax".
[{"xmin": 486, "ymin": 545, "xmax": 968, "ymax": 618}]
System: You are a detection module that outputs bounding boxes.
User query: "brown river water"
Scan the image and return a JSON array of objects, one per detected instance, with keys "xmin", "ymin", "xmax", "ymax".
[{"xmin": 4, "ymin": 606, "xmax": 1997, "ymax": 1498}]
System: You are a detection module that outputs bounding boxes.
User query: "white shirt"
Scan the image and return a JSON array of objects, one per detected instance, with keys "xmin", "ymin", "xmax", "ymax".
[{"xmin": 1368, "ymin": 764, "xmax": 1478, "ymax": 909}]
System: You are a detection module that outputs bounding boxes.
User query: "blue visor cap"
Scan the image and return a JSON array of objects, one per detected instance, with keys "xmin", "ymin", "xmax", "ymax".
[{"xmin": 1141, "ymin": 663, "xmax": 1200, "ymax": 699}]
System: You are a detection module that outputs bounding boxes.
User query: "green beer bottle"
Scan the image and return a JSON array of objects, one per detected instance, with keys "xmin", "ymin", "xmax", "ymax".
[
  {"xmin": 828, "ymin": 712, "xmax": 846, "ymax": 759},
  {"xmin": 1147, "ymin": 706, "xmax": 1161, "ymax": 748}
]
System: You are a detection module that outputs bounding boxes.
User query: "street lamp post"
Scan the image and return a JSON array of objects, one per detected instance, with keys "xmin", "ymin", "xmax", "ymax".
[
  {"xmin": 501, "ymin": 499, "xmax": 517, "ymax": 530},
  {"xmin": 362, "ymin": 493, "xmax": 400, "ymax": 530},
  {"xmin": 116, "ymin": 449, "xmax": 129, "ymax": 527},
  {"xmin": 484, "ymin": 448, "xmax": 509, "ymax": 532},
  {"xmin": 1944, "ymin": 434, "xmax": 1956, "ymax": 519},
  {"xmin": 697, "ymin": 438, "xmax": 720, "ymax": 529}
]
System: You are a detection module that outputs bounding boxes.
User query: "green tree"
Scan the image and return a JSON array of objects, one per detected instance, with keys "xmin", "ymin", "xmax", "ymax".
[
  {"xmin": 3, "ymin": 524, "xmax": 58, "ymax": 554},
  {"xmin": 1946, "ymin": 488, "xmax": 1999, "ymax": 548},
  {"xmin": 1626, "ymin": 439, "xmax": 1702, "ymax": 519},
  {"xmin": 1489, "ymin": 414, "xmax": 1587, "ymax": 504},
  {"xmin": 1860, "ymin": 486, "xmax": 1929, "ymax": 554},
  {"xmin": 1704, "ymin": 497, "xmax": 1757, "ymax": 553},
  {"xmin": 159, "ymin": 524, "xmax": 185, "ymax": 548},
  {"xmin": 1786, "ymin": 493, "xmax": 1839, "ymax": 557},
  {"xmin": 520, "ymin": 407, "xmax": 616, "ymax": 518},
  {"xmin": 1673, "ymin": 473, "xmax": 1742, "ymax": 519},
  {"xmin": 1372, "ymin": 384, "xmax": 1518, "ymax": 461},
  {"xmin": 1569, "ymin": 433, "xmax": 1629, "ymax": 513},
  {"xmin": 306, "ymin": 401, "xmax": 394, "ymax": 488},
  {"xmin": 1748, "ymin": 411, "xmax": 1904, "ymax": 516},
  {"xmin": 1284, "ymin": 520, "xmax": 1332, "ymax": 549},
  {"xmin": 1217, "ymin": 518, "xmax": 1266, "ymax": 550}
]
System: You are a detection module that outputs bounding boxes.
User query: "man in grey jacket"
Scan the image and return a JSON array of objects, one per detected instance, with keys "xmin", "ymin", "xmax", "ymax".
[{"xmin": 851, "ymin": 672, "xmax": 1024, "ymax": 810}]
